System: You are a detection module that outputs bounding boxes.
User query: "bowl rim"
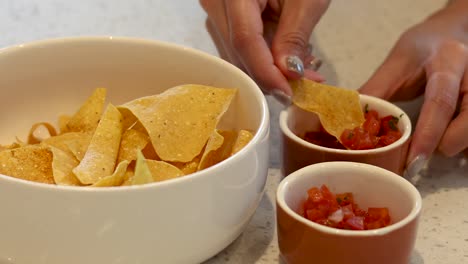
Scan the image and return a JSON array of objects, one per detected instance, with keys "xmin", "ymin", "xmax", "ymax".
[
  {"xmin": 0, "ymin": 36, "xmax": 270, "ymax": 192},
  {"xmin": 276, "ymin": 161, "xmax": 422, "ymax": 236},
  {"xmin": 279, "ymin": 94, "xmax": 412, "ymax": 155}
]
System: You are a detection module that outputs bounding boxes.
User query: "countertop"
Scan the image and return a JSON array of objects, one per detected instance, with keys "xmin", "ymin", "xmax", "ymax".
[{"xmin": 1, "ymin": 0, "xmax": 467, "ymax": 263}]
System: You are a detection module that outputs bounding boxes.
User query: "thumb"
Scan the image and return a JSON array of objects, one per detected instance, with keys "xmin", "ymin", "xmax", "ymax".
[{"xmin": 272, "ymin": 0, "xmax": 330, "ymax": 80}]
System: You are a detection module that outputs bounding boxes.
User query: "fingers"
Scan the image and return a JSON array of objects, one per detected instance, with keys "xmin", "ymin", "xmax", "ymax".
[
  {"xmin": 200, "ymin": 0, "xmax": 244, "ymax": 68},
  {"xmin": 203, "ymin": 0, "xmax": 327, "ymax": 95},
  {"xmin": 225, "ymin": 0, "xmax": 292, "ymax": 95},
  {"xmin": 407, "ymin": 41, "xmax": 467, "ymax": 163},
  {"xmin": 272, "ymin": 0, "xmax": 330, "ymax": 80},
  {"xmin": 359, "ymin": 37, "xmax": 426, "ymax": 101},
  {"xmin": 438, "ymin": 68, "xmax": 468, "ymax": 156}
]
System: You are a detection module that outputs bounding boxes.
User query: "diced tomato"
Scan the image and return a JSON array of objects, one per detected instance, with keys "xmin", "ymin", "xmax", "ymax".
[
  {"xmin": 366, "ymin": 208, "xmax": 390, "ymax": 221},
  {"xmin": 365, "ymin": 208, "xmax": 391, "ymax": 230},
  {"xmin": 339, "ymin": 129, "xmax": 357, "ymax": 149},
  {"xmin": 354, "ymin": 207, "xmax": 368, "ymax": 217},
  {"xmin": 340, "ymin": 127, "xmax": 379, "ymax": 150},
  {"xmin": 377, "ymin": 130, "xmax": 402, "ymax": 147},
  {"xmin": 363, "ymin": 110, "xmax": 380, "ymax": 136},
  {"xmin": 355, "ymin": 129, "xmax": 379, "ymax": 150},
  {"xmin": 307, "ymin": 187, "xmax": 323, "ymax": 203},
  {"xmin": 320, "ymin": 185, "xmax": 336, "ymax": 202},
  {"xmin": 301, "ymin": 184, "xmax": 391, "ymax": 230},
  {"xmin": 380, "ymin": 115, "xmax": 400, "ymax": 135},
  {"xmin": 306, "ymin": 208, "xmax": 327, "ymax": 221},
  {"xmin": 303, "ymin": 108, "xmax": 402, "ymax": 150}
]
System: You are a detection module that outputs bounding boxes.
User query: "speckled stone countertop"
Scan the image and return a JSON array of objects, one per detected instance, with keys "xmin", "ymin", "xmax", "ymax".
[{"xmin": 1, "ymin": 1, "xmax": 467, "ymax": 263}]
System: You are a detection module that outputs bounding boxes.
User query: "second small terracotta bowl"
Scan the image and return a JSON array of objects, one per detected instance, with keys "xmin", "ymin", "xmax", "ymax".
[
  {"xmin": 279, "ymin": 94, "xmax": 411, "ymax": 176},
  {"xmin": 276, "ymin": 162, "xmax": 422, "ymax": 264}
]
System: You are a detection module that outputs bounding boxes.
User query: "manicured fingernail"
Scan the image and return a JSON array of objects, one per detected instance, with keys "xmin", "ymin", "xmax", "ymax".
[
  {"xmin": 272, "ymin": 89, "xmax": 292, "ymax": 106},
  {"xmin": 286, "ymin": 55, "xmax": 304, "ymax": 76},
  {"xmin": 308, "ymin": 58, "xmax": 323, "ymax": 71},
  {"xmin": 404, "ymin": 155, "xmax": 427, "ymax": 179}
]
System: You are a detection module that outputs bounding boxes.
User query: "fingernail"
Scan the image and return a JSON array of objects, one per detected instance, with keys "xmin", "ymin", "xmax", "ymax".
[
  {"xmin": 286, "ymin": 55, "xmax": 304, "ymax": 76},
  {"xmin": 272, "ymin": 89, "xmax": 292, "ymax": 106},
  {"xmin": 308, "ymin": 58, "xmax": 323, "ymax": 71},
  {"xmin": 404, "ymin": 155, "xmax": 427, "ymax": 179}
]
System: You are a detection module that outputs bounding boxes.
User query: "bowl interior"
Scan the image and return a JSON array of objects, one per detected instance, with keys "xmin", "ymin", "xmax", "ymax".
[
  {"xmin": 0, "ymin": 37, "xmax": 267, "ymax": 145},
  {"xmin": 284, "ymin": 94, "xmax": 411, "ymax": 152},
  {"xmin": 279, "ymin": 162, "xmax": 421, "ymax": 227}
]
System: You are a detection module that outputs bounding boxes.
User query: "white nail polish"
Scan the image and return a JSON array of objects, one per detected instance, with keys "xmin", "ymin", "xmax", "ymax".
[{"xmin": 404, "ymin": 155, "xmax": 427, "ymax": 179}]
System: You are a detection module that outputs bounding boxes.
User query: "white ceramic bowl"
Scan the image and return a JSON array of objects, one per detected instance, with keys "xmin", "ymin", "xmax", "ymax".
[
  {"xmin": 0, "ymin": 37, "xmax": 270, "ymax": 264},
  {"xmin": 277, "ymin": 162, "xmax": 422, "ymax": 264}
]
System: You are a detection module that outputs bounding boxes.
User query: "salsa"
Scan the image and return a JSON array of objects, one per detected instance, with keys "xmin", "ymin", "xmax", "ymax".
[
  {"xmin": 300, "ymin": 184, "xmax": 391, "ymax": 230},
  {"xmin": 303, "ymin": 106, "xmax": 402, "ymax": 150}
]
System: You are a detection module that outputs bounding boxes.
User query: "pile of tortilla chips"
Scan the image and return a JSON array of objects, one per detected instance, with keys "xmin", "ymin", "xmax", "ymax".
[
  {"xmin": 290, "ymin": 78, "xmax": 365, "ymax": 143},
  {"xmin": 0, "ymin": 85, "xmax": 253, "ymax": 187}
]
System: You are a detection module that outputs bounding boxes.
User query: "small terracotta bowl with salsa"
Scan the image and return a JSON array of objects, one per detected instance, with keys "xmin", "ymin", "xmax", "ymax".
[
  {"xmin": 279, "ymin": 94, "xmax": 411, "ymax": 176},
  {"xmin": 276, "ymin": 161, "xmax": 422, "ymax": 264}
]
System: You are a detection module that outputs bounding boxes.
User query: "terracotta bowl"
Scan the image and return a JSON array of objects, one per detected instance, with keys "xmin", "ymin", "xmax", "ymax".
[
  {"xmin": 280, "ymin": 94, "xmax": 411, "ymax": 176},
  {"xmin": 276, "ymin": 161, "xmax": 422, "ymax": 264}
]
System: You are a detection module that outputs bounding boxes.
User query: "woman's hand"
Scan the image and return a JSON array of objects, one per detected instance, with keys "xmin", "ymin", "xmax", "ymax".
[
  {"xmin": 359, "ymin": 0, "xmax": 468, "ymax": 173},
  {"xmin": 200, "ymin": 0, "xmax": 330, "ymax": 96}
]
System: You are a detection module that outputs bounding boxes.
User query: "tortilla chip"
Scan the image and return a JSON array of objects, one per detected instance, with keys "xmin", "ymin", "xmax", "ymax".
[
  {"xmin": 0, "ymin": 141, "xmax": 25, "ymax": 151},
  {"xmin": 231, "ymin": 130, "xmax": 254, "ymax": 156},
  {"xmin": 0, "ymin": 145, "xmax": 54, "ymax": 184},
  {"xmin": 117, "ymin": 128, "xmax": 149, "ymax": 163},
  {"xmin": 141, "ymin": 141, "xmax": 159, "ymax": 160},
  {"xmin": 73, "ymin": 104, "xmax": 123, "ymax": 185},
  {"xmin": 198, "ymin": 130, "xmax": 224, "ymax": 170},
  {"xmin": 58, "ymin": 115, "xmax": 71, "ymax": 134},
  {"xmin": 118, "ymin": 107, "xmax": 138, "ymax": 132},
  {"xmin": 41, "ymin": 132, "xmax": 91, "ymax": 160},
  {"xmin": 117, "ymin": 129, "xmax": 149, "ymax": 162},
  {"xmin": 171, "ymin": 156, "xmax": 201, "ymax": 175},
  {"xmin": 147, "ymin": 160, "xmax": 184, "ymax": 182},
  {"xmin": 198, "ymin": 130, "xmax": 238, "ymax": 170},
  {"xmin": 121, "ymin": 169, "xmax": 135, "ymax": 186},
  {"xmin": 290, "ymin": 79, "xmax": 365, "ymax": 139},
  {"xmin": 49, "ymin": 146, "xmax": 81, "ymax": 186},
  {"xmin": 65, "ymin": 134, "xmax": 93, "ymax": 161},
  {"xmin": 131, "ymin": 151, "xmax": 154, "ymax": 185},
  {"xmin": 27, "ymin": 122, "xmax": 57, "ymax": 144},
  {"xmin": 120, "ymin": 84, "xmax": 237, "ymax": 162},
  {"xmin": 63, "ymin": 88, "xmax": 107, "ymax": 133},
  {"xmin": 92, "ymin": 160, "xmax": 130, "ymax": 187}
]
